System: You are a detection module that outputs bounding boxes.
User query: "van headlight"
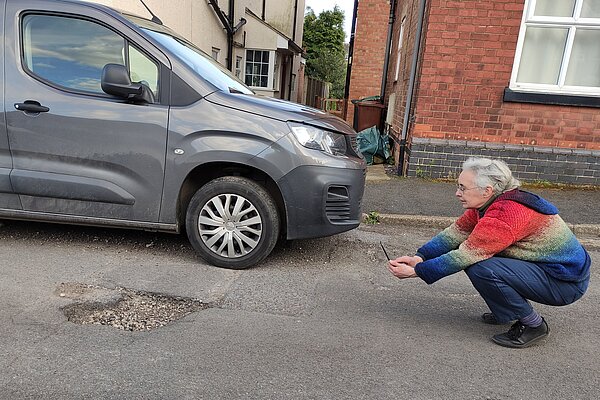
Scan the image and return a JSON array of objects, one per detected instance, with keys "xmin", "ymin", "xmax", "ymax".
[{"xmin": 288, "ymin": 123, "xmax": 347, "ymax": 157}]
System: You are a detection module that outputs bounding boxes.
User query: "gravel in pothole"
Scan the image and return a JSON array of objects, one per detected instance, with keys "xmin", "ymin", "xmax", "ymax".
[{"xmin": 59, "ymin": 283, "xmax": 210, "ymax": 331}]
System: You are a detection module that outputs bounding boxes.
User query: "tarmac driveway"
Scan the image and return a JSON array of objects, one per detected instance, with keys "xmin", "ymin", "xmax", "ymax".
[{"xmin": 0, "ymin": 220, "xmax": 598, "ymax": 399}]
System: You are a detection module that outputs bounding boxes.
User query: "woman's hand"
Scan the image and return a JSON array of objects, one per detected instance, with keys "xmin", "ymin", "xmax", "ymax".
[
  {"xmin": 392, "ymin": 255, "xmax": 423, "ymax": 267},
  {"xmin": 387, "ymin": 258, "xmax": 418, "ymax": 279}
]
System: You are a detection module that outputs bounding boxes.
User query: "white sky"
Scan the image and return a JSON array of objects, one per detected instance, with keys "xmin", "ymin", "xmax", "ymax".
[{"xmin": 304, "ymin": 0, "xmax": 355, "ymax": 43}]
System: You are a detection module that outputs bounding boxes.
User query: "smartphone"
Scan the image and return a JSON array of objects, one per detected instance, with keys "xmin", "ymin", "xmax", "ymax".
[{"xmin": 380, "ymin": 241, "xmax": 391, "ymax": 261}]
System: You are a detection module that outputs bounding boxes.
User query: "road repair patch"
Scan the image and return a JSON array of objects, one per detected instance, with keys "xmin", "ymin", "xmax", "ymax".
[{"xmin": 57, "ymin": 282, "xmax": 210, "ymax": 331}]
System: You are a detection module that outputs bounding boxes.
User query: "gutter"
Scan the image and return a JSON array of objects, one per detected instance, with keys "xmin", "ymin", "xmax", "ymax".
[
  {"xmin": 399, "ymin": 0, "xmax": 428, "ymax": 175},
  {"xmin": 362, "ymin": 213, "xmax": 600, "ymax": 238},
  {"xmin": 228, "ymin": 0, "xmax": 235, "ymax": 71},
  {"xmin": 342, "ymin": 0, "xmax": 359, "ymax": 120},
  {"xmin": 288, "ymin": 0, "xmax": 299, "ymax": 101},
  {"xmin": 207, "ymin": 0, "xmax": 246, "ymax": 71}
]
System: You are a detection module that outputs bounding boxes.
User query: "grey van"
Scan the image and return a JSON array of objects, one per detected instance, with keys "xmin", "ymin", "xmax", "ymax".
[{"xmin": 0, "ymin": 0, "xmax": 365, "ymax": 268}]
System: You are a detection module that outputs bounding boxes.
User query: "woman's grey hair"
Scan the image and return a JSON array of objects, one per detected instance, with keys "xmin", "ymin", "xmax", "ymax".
[{"xmin": 462, "ymin": 157, "xmax": 521, "ymax": 194}]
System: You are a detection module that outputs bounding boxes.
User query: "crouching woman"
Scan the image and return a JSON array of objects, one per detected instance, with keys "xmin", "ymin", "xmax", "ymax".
[{"xmin": 387, "ymin": 158, "xmax": 591, "ymax": 348}]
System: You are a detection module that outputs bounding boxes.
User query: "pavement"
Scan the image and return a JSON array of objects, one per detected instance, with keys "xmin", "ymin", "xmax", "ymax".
[{"xmin": 363, "ymin": 164, "xmax": 600, "ymax": 236}]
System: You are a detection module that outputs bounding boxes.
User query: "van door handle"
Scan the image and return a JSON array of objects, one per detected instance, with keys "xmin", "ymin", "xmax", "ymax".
[{"xmin": 14, "ymin": 101, "xmax": 50, "ymax": 113}]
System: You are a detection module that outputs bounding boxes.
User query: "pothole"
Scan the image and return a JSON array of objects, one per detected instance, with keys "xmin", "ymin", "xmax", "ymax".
[{"xmin": 58, "ymin": 283, "xmax": 211, "ymax": 331}]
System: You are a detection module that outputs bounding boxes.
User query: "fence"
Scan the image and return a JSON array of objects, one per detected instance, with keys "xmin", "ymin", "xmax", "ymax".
[
  {"xmin": 303, "ymin": 75, "xmax": 330, "ymax": 108},
  {"xmin": 316, "ymin": 97, "xmax": 346, "ymax": 119},
  {"xmin": 302, "ymin": 76, "xmax": 345, "ymax": 118}
]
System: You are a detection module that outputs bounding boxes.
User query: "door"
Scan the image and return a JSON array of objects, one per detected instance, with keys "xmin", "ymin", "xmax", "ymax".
[
  {"xmin": 0, "ymin": 0, "xmax": 21, "ymax": 210},
  {"xmin": 4, "ymin": 2, "xmax": 169, "ymax": 222}
]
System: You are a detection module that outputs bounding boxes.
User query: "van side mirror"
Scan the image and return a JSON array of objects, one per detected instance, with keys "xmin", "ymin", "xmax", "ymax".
[{"xmin": 101, "ymin": 63, "xmax": 155, "ymax": 104}]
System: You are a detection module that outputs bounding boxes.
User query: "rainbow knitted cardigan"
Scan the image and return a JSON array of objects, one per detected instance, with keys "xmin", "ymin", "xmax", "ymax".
[{"xmin": 414, "ymin": 189, "xmax": 591, "ymax": 285}]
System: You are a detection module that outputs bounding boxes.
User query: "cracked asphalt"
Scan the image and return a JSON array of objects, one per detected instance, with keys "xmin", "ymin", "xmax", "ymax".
[{"xmin": 0, "ymin": 219, "xmax": 598, "ymax": 399}]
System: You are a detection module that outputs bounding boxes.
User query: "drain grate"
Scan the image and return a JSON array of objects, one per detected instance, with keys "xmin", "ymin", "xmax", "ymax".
[{"xmin": 59, "ymin": 283, "xmax": 210, "ymax": 332}]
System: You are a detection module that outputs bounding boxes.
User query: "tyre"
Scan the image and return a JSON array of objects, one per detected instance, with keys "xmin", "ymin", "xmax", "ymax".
[{"xmin": 185, "ymin": 176, "xmax": 280, "ymax": 269}]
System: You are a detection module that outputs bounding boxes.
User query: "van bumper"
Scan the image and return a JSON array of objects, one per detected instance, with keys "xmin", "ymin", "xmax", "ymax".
[{"xmin": 277, "ymin": 165, "xmax": 366, "ymax": 240}]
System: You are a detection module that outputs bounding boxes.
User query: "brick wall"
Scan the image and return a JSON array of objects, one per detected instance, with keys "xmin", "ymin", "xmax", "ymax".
[
  {"xmin": 345, "ymin": 0, "xmax": 390, "ymax": 128},
  {"xmin": 413, "ymin": 0, "xmax": 600, "ymax": 150},
  {"xmin": 409, "ymin": 138, "xmax": 600, "ymax": 185},
  {"xmin": 383, "ymin": 0, "xmax": 428, "ymax": 169},
  {"xmin": 380, "ymin": 0, "xmax": 600, "ymax": 184}
]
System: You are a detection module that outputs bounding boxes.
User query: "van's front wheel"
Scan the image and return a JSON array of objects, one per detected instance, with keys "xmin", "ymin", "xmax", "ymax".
[{"xmin": 185, "ymin": 177, "xmax": 280, "ymax": 269}]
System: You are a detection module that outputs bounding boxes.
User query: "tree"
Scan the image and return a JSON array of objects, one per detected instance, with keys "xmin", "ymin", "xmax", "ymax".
[{"xmin": 303, "ymin": 6, "xmax": 347, "ymax": 99}]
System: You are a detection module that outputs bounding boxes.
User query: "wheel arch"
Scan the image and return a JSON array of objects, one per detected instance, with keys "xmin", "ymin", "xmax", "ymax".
[{"xmin": 176, "ymin": 162, "xmax": 286, "ymax": 237}]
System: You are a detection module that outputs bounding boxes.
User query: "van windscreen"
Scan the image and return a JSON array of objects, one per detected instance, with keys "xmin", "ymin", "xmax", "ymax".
[
  {"xmin": 123, "ymin": 15, "xmax": 252, "ymax": 95},
  {"xmin": 143, "ymin": 29, "xmax": 253, "ymax": 95}
]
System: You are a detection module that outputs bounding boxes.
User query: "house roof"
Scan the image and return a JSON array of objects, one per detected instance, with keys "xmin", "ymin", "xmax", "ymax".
[{"xmin": 244, "ymin": 7, "xmax": 303, "ymax": 55}]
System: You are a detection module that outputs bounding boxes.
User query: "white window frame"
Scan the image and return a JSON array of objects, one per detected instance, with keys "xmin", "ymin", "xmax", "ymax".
[
  {"xmin": 245, "ymin": 49, "xmax": 275, "ymax": 89},
  {"xmin": 394, "ymin": 18, "xmax": 405, "ymax": 82},
  {"xmin": 510, "ymin": 0, "xmax": 600, "ymax": 97}
]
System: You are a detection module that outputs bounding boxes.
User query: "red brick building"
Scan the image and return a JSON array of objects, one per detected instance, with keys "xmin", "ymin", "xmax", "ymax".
[
  {"xmin": 346, "ymin": 0, "xmax": 600, "ymax": 185},
  {"xmin": 345, "ymin": 0, "xmax": 390, "ymax": 126}
]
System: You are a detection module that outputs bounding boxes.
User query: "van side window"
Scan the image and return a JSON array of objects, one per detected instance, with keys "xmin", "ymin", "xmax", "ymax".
[
  {"xmin": 22, "ymin": 14, "xmax": 159, "ymax": 99},
  {"xmin": 22, "ymin": 15, "xmax": 124, "ymax": 94},
  {"xmin": 129, "ymin": 45, "xmax": 159, "ymax": 97}
]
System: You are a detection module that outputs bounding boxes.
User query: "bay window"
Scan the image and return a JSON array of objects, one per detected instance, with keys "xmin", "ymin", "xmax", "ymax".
[{"xmin": 245, "ymin": 49, "xmax": 274, "ymax": 89}]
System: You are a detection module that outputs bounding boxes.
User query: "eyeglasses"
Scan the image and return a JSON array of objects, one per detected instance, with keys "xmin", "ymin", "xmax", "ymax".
[{"xmin": 456, "ymin": 184, "xmax": 480, "ymax": 193}]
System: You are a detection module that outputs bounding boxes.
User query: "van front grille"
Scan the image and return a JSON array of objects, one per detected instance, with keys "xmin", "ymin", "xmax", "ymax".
[{"xmin": 326, "ymin": 185, "xmax": 351, "ymax": 222}]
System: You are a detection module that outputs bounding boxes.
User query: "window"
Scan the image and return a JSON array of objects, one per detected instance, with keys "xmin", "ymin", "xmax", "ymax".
[
  {"xmin": 22, "ymin": 14, "xmax": 159, "ymax": 98},
  {"xmin": 129, "ymin": 46, "xmax": 159, "ymax": 96},
  {"xmin": 394, "ymin": 18, "xmax": 405, "ymax": 82},
  {"xmin": 510, "ymin": 0, "xmax": 600, "ymax": 96},
  {"xmin": 211, "ymin": 47, "xmax": 220, "ymax": 61},
  {"xmin": 235, "ymin": 56, "xmax": 243, "ymax": 79},
  {"xmin": 245, "ymin": 49, "xmax": 273, "ymax": 88},
  {"xmin": 142, "ymin": 28, "xmax": 252, "ymax": 95}
]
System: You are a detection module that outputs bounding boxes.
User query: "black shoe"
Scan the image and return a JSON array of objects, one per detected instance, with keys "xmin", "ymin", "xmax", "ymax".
[
  {"xmin": 481, "ymin": 313, "xmax": 502, "ymax": 325},
  {"xmin": 491, "ymin": 319, "xmax": 549, "ymax": 348}
]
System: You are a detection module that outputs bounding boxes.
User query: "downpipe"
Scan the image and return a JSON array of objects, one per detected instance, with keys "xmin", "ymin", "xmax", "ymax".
[{"xmin": 399, "ymin": 0, "xmax": 428, "ymax": 176}]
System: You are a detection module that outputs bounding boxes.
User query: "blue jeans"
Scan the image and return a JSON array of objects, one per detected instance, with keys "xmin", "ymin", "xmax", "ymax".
[{"xmin": 465, "ymin": 257, "xmax": 589, "ymax": 324}]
